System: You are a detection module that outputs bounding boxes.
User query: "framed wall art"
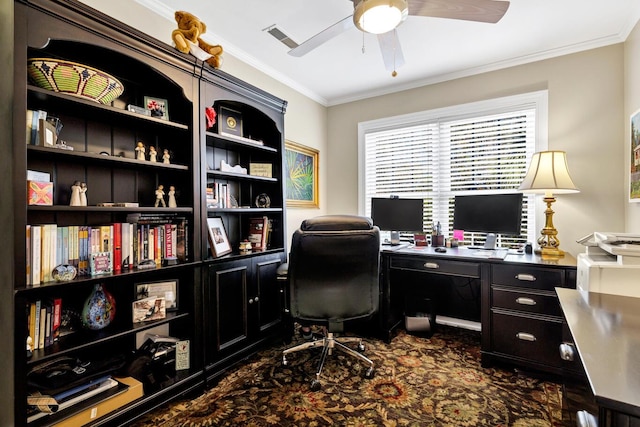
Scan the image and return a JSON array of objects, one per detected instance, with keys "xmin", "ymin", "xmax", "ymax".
[
  {"xmin": 285, "ymin": 140, "xmax": 319, "ymax": 208},
  {"xmin": 135, "ymin": 280, "xmax": 178, "ymax": 311},
  {"xmin": 207, "ymin": 217, "xmax": 232, "ymax": 257},
  {"xmin": 630, "ymin": 108, "xmax": 640, "ymax": 202}
]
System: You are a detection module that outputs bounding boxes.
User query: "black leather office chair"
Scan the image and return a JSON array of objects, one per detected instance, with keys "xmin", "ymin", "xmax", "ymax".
[{"xmin": 282, "ymin": 215, "xmax": 380, "ymax": 391}]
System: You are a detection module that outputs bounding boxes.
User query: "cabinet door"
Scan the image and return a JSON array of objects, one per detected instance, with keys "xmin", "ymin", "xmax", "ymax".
[
  {"xmin": 208, "ymin": 261, "xmax": 250, "ymax": 353},
  {"xmin": 253, "ymin": 255, "xmax": 285, "ymax": 334}
]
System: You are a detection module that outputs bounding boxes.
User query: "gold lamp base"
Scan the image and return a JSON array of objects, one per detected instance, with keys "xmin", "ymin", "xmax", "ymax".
[{"xmin": 536, "ymin": 195, "xmax": 565, "ymax": 258}]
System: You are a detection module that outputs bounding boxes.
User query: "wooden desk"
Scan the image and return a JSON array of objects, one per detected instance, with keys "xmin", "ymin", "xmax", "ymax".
[
  {"xmin": 557, "ymin": 289, "xmax": 640, "ymax": 425},
  {"xmin": 381, "ymin": 245, "xmax": 578, "ymax": 376}
]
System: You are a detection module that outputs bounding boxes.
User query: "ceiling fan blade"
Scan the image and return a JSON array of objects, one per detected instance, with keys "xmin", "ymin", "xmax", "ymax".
[
  {"xmin": 378, "ymin": 30, "xmax": 405, "ymax": 73},
  {"xmin": 288, "ymin": 15, "xmax": 354, "ymax": 57},
  {"xmin": 408, "ymin": 0, "xmax": 510, "ymax": 23}
]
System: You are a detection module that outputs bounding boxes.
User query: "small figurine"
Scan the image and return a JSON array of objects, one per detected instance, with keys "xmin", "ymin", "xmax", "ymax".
[
  {"xmin": 168, "ymin": 185, "xmax": 177, "ymax": 207},
  {"xmin": 80, "ymin": 182, "xmax": 88, "ymax": 206},
  {"xmin": 163, "ymin": 149, "xmax": 171, "ymax": 164},
  {"xmin": 149, "ymin": 146, "xmax": 157, "ymax": 162},
  {"xmin": 70, "ymin": 180, "xmax": 82, "ymax": 206},
  {"xmin": 135, "ymin": 141, "xmax": 145, "ymax": 160},
  {"xmin": 154, "ymin": 184, "xmax": 166, "ymax": 207}
]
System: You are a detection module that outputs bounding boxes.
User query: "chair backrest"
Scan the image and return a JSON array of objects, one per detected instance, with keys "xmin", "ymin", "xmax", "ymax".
[{"xmin": 288, "ymin": 215, "xmax": 380, "ymax": 326}]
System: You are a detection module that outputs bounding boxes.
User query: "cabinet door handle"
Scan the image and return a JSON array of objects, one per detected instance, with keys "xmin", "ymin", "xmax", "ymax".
[
  {"xmin": 516, "ymin": 297, "xmax": 537, "ymax": 306},
  {"xmin": 249, "ymin": 298, "xmax": 254, "ymax": 304},
  {"xmin": 424, "ymin": 262, "xmax": 439, "ymax": 269},
  {"xmin": 516, "ymin": 332, "xmax": 536, "ymax": 342},
  {"xmin": 515, "ymin": 273, "xmax": 536, "ymax": 282}
]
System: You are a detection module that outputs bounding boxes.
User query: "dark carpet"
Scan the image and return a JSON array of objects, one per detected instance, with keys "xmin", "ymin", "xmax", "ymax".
[{"xmin": 132, "ymin": 326, "xmax": 569, "ymax": 426}]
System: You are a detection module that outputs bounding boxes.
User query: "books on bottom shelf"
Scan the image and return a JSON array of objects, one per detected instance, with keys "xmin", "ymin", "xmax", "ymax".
[{"xmin": 27, "ymin": 376, "xmax": 143, "ymax": 425}]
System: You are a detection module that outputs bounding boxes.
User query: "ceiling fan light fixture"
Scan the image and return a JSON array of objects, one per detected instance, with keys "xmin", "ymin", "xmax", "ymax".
[{"xmin": 353, "ymin": 0, "xmax": 408, "ymax": 35}]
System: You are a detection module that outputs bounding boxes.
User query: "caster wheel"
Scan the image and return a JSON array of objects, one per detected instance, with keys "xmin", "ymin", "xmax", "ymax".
[
  {"xmin": 282, "ymin": 357, "xmax": 288, "ymax": 366},
  {"xmin": 364, "ymin": 367, "xmax": 375, "ymax": 379},
  {"xmin": 357, "ymin": 343, "xmax": 365, "ymax": 352},
  {"xmin": 310, "ymin": 380, "xmax": 322, "ymax": 391}
]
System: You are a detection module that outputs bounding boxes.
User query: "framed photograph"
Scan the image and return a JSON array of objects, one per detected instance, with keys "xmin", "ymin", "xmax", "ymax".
[
  {"xmin": 135, "ymin": 280, "xmax": 178, "ymax": 311},
  {"xmin": 285, "ymin": 140, "xmax": 319, "ymax": 208},
  {"xmin": 144, "ymin": 96, "xmax": 169, "ymax": 120},
  {"xmin": 132, "ymin": 297, "xmax": 166, "ymax": 323},
  {"xmin": 207, "ymin": 217, "xmax": 232, "ymax": 257},
  {"xmin": 630, "ymin": 108, "xmax": 640, "ymax": 202},
  {"xmin": 219, "ymin": 106, "xmax": 243, "ymax": 137}
]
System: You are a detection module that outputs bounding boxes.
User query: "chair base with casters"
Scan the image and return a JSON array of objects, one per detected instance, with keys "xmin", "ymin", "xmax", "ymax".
[{"xmin": 282, "ymin": 331, "xmax": 375, "ymax": 391}]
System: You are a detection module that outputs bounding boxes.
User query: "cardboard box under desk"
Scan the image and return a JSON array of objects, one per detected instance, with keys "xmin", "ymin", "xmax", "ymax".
[{"xmin": 52, "ymin": 377, "xmax": 143, "ymax": 427}]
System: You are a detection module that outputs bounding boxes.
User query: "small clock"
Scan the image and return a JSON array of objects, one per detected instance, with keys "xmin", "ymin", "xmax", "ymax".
[{"xmin": 255, "ymin": 193, "xmax": 271, "ymax": 208}]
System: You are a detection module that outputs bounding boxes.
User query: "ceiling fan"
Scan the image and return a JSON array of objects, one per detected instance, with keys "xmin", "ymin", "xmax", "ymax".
[{"xmin": 288, "ymin": 0, "xmax": 510, "ymax": 76}]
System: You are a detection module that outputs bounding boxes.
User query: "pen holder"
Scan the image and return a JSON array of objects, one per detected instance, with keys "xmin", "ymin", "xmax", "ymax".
[{"xmin": 432, "ymin": 235, "xmax": 444, "ymax": 247}]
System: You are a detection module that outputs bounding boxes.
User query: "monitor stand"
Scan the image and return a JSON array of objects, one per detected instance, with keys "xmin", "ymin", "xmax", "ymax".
[
  {"xmin": 390, "ymin": 230, "xmax": 401, "ymax": 245},
  {"xmin": 483, "ymin": 233, "xmax": 497, "ymax": 250}
]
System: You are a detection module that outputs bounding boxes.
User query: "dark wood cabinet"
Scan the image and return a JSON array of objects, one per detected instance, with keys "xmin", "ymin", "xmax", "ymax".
[
  {"xmin": 7, "ymin": 1, "xmax": 287, "ymax": 425},
  {"xmin": 204, "ymin": 252, "xmax": 286, "ymax": 382}
]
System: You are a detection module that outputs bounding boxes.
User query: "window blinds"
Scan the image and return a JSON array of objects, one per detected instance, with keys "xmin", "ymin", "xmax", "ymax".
[{"xmin": 362, "ymin": 106, "xmax": 537, "ymax": 245}]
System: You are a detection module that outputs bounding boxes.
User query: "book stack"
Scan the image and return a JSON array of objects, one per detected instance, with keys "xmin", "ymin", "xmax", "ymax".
[
  {"xmin": 26, "ymin": 214, "xmax": 189, "ymax": 284},
  {"xmin": 27, "ymin": 298, "xmax": 62, "ymax": 351},
  {"xmin": 248, "ymin": 216, "xmax": 269, "ymax": 251}
]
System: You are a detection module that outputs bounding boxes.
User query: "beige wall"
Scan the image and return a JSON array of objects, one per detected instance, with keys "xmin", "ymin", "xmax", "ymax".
[
  {"xmin": 327, "ymin": 45, "xmax": 626, "ymax": 257},
  {"xmin": 625, "ymin": 20, "xmax": 640, "ymax": 232}
]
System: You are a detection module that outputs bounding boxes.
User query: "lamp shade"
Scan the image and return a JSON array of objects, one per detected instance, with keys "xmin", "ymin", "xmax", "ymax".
[
  {"xmin": 353, "ymin": 0, "xmax": 409, "ymax": 34},
  {"xmin": 518, "ymin": 151, "xmax": 579, "ymax": 194}
]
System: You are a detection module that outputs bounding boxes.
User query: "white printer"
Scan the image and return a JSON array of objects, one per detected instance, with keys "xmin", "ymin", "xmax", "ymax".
[{"xmin": 576, "ymin": 232, "xmax": 640, "ymax": 297}]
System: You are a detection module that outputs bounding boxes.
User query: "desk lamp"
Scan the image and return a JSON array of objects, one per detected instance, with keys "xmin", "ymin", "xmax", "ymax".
[{"xmin": 518, "ymin": 151, "xmax": 579, "ymax": 257}]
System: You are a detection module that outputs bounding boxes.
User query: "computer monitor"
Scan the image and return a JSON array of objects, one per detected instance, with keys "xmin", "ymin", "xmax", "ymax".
[
  {"xmin": 371, "ymin": 197, "xmax": 424, "ymax": 245},
  {"xmin": 453, "ymin": 193, "xmax": 523, "ymax": 249}
]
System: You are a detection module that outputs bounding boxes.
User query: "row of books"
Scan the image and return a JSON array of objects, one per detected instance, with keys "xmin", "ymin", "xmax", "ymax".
[
  {"xmin": 206, "ymin": 182, "xmax": 234, "ymax": 208},
  {"xmin": 26, "ymin": 214, "xmax": 188, "ymax": 285},
  {"xmin": 27, "ymin": 298, "xmax": 62, "ymax": 351},
  {"xmin": 248, "ymin": 216, "xmax": 271, "ymax": 250}
]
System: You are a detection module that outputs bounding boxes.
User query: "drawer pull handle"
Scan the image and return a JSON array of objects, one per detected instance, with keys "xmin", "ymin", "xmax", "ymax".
[
  {"xmin": 516, "ymin": 297, "xmax": 537, "ymax": 306},
  {"xmin": 515, "ymin": 273, "xmax": 536, "ymax": 282},
  {"xmin": 516, "ymin": 332, "xmax": 536, "ymax": 342},
  {"xmin": 424, "ymin": 262, "xmax": 439, "ymax": 269}
]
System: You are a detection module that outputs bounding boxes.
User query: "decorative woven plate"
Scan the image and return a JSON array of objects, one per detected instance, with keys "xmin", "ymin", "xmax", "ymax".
[{"xmin": 27, "ymin": 58, "xmax": 124, "ymax": 105}]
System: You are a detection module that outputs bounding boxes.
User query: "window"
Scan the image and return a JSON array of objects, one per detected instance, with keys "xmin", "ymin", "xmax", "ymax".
[{"xmin": 359, "ymin": 91, "xmax": 548, "ymax": 247}]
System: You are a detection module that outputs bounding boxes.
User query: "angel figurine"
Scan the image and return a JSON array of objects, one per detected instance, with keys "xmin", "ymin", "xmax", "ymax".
[{"xmin": 135, "ymin": 141, "xmax": 145, "ymax": 160}]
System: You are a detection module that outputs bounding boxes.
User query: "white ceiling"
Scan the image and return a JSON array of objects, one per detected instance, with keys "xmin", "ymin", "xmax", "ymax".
[{"xmin": 133, "ymin": 0, "xmax": 640, "ymax": 106}]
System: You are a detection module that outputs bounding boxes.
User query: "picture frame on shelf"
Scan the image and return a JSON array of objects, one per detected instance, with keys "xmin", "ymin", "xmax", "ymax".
[
  {"xmin": 630, "ymin": 108, "xmax": 640, "ymax": 202},
  {"xmin": 144, "ymin": 96, "xmax": 169, "ymax": 120},
  {"xmin": 135, "ymin": 280, "xmax": 178, "ymax": 311},
  {"xmin": 218, "ymin": 106, "xmax": 243, "ymax": 137},
  {"xmin": 207, "ymin": 217, "xmax": 232, "ymax": 257},
  {"xmin": 249, "ymin": 163, "xmax": 272, "ymax": 178},
  {"xmin": 285, "ymin": 140, "xmax": 319, "ymax": 208},
  {"xmin": 132, "ymin": 296, "xmax": 166, "ymax": 323}
]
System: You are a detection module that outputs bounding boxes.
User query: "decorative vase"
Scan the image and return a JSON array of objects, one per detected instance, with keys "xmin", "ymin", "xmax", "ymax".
[{"xmin": 82, "ymin": 284, "xmax": 116, "ymax": 330}]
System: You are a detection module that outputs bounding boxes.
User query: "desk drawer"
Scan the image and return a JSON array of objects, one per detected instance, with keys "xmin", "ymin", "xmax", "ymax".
[
  {"xmin": 492, "ymin": 264, "xmax": 565, "ymax": 291},
  {"xmin": 391, "ymin": 256, "xmax": 480, "ymax": 278},
  {"xmin": 491, "ymin": 311, "xmax": 563, "ymax": 368},
  {"xmin": 492, "ymin": 286, "xmax": 562, "ymax": 317}
]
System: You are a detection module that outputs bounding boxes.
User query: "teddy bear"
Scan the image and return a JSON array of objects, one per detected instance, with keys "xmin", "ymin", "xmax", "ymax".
[{"xmin": 172, "ymin": 11, "xmax": 224, "ymax": 69}]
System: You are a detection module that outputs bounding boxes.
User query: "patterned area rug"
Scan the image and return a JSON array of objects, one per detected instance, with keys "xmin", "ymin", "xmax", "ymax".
[{"xmin": 132, "ymin": 326, "xmax": 568, "ymax": 426}]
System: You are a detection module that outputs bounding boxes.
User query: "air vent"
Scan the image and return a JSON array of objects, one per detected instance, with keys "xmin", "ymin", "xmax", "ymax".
[{"xmin": 266, "ymin": 26, "xmax": 299, "ymax": 49}]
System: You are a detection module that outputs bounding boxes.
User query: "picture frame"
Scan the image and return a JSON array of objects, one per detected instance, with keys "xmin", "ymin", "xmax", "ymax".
[
  {"xmin": 135, "ymin": 280, "xmax": 178, "ymax": 311},
  {"xmin": 218, "ymin": 106, "xmax": 243, "ymax": 137},
  {"xmin": 144, "ymin": 96, "xmax": 169, "ymax": 120},
  {"xmin": 630, "ymin": 108, "xmax": 640, "ymax": 202},
  {"xmin": 285, "ymin": 140, "xmax": 319, "ymax": 208},
  {"xmin": 207, "ymin": 217, "xmax": 232, "ymax": 257}
]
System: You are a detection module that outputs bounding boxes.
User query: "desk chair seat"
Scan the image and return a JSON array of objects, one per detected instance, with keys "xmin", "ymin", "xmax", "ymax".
[{"xmin": 282, "ymin": 215, "xmax": 380, "ymax": 391}]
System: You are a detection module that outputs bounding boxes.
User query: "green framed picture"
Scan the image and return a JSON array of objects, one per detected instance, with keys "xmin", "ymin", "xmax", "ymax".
[{"xmin": 285, "ymin": 140, "xmax": 319, "ymax": 208}]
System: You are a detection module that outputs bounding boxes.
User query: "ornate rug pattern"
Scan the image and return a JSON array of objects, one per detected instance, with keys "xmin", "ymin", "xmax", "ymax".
[{"xmin": 133, "ymin": 326, "xmax": 567, "ymax": 426}]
